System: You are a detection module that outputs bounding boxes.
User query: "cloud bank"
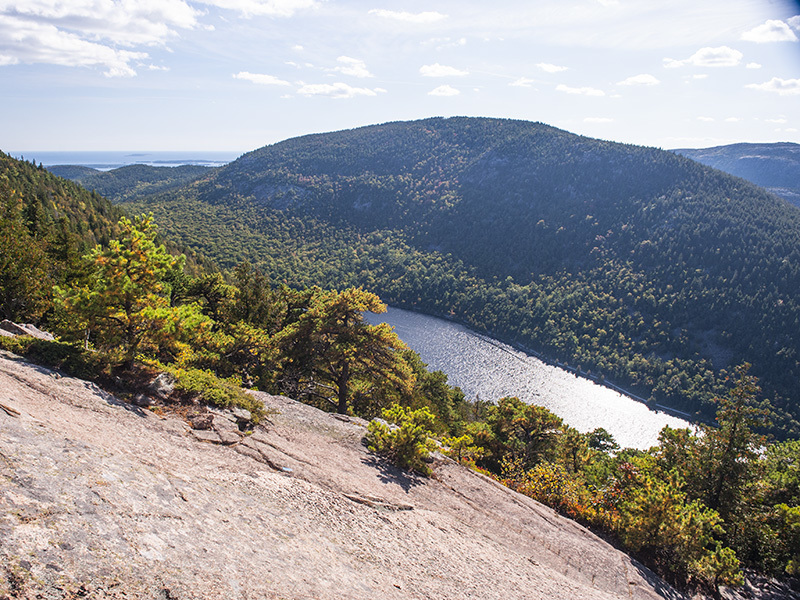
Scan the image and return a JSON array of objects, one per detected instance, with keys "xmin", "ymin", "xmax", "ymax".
[
  {"xmin": 746, "ymin": 77, "xmax": 800, "ymax": 95},
  {"xmin": 369, "ymin": 9, "xmax": 447, "ymax": 24},
  {"xmin": 741, "ymin": 19, "xmax": 798, "ymax": 43}
]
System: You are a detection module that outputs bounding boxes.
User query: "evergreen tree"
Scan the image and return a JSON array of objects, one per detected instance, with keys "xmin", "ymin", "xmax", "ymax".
[
  {"xmin": 272, "ymin": 287, "xmax": 414, "ymax": 414},
  {"xmin": 700, "ymin": 364, "xmax": 769, "ymax": 521},
  {"xmin": 56, "ymin": 214, "xmax": 208, "ymax": 367}
]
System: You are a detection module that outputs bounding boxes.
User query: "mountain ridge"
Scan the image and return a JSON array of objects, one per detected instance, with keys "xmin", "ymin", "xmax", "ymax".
[
  {"xmin": 127, "ymin": 117, "xmax": 800, "ymax": 436},
  {"xmin": 673, "ymin": 142, "xmax": 800, "ymax": 207}
]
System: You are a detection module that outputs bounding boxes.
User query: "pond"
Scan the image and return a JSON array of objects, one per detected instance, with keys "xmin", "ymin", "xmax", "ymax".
[{"xmin": 366, "ymin": 307, "xmax": 692, "ymax": 450}]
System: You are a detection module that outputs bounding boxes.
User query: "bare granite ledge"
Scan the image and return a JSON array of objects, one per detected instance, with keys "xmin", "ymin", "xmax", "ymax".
[{"xmin": 0, "ymin": 352, "xmax": 793, "ymax": 600}]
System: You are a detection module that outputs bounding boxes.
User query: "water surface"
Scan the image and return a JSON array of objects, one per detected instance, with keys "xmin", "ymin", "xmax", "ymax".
[
  {"xmin": 367, "ymin": 307, "xmax": 691, "ymax": 450},
  {"xmin": 9, "ymin": 150, "xmax": 240, "ymax": 170}
]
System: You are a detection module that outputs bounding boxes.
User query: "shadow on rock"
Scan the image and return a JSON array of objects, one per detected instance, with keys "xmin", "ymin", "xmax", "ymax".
[
  {"xmin": 631, "ymin": 559, "xmax": 688, "ymax": 600},
  {"xmin": 361, "ymin": 455, "xmax": 426, "ymax": 493}
]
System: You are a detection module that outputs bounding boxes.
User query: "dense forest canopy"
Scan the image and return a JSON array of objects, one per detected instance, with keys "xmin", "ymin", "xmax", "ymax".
[
  {"xmin": 0, "ymin": 150, "xmax": 123, "ymax": 322},
  {"xmin": 124, "ymin": 117, "xmax": 800, "ymax": 438}
]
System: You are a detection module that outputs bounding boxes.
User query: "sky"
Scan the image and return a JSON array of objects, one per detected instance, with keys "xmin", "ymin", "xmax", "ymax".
[{"xmin": 2, "ymin": 0, "xmax": 800, "ymax": 154}]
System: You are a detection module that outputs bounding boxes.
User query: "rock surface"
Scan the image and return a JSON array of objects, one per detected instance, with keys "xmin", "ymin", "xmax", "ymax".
[
  {"xmin": 0, "ymin": 351, "xmax": 787, "ymax": 600},
  {"xmin": 0, "ymin": 321, "xmax": 55, "ymax": 341}
]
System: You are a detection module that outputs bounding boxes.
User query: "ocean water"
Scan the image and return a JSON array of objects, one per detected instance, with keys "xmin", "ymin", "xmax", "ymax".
[
  {"xmin": 9, "ymin": 150, "xmax": 241, "ymax": 171},
  {"xmin": 366, "ymin": 306, "xmax": 691, "ymax": 450}
]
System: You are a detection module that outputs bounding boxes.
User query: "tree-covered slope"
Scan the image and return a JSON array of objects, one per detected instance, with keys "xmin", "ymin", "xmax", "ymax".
[
  {"xmin": 674, "ymin": 143, "xmax": 800, "ymax": 208},
  {"xmin": 1, "ymin": 150, "xmax": 126, "ymax": 322},
  {"xmin": 126, "ymin": 117, "xmax": 800, "ymax": 437},
  {"xmin": 48, "ymin": 163, "xmax": 212, "ymax": 203},
  {"xmin": 2, "ymin": 151, "xmax": 122, "ymax": 245}
]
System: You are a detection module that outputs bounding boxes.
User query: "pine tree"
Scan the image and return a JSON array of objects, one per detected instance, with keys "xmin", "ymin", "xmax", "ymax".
[
  {"xmin": 56, "ymin": 214, "xmax": 208, "ymax": 367},
  {"xmin": 273, "ymin": 287, "xmax": 414, "ymax": 414}
]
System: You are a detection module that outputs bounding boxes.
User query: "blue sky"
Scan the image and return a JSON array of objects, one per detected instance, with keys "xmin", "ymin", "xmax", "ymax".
[{"xmin": 2, "ymin": 0, "xmax": 799, "ymax": 153}]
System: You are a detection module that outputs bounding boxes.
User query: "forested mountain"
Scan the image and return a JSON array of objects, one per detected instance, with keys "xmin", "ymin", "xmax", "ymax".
[
  {"xmin": 48, "ymin": 163, "xmax": 212, "ymax": 203},
  {"xmin": 0, "ymin": 152, "xmax": 216, "ymax": 323},
  {"xmin": 126, "ymin": 117, "xmax": 800, "ymax": 437},
  {"xmin": 674, "ymin": 143, "xmax": 800, "ymax": 208}
]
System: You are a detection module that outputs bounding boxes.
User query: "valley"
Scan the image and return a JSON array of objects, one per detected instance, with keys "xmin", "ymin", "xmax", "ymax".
[{"xmin": 113, "ymin": 117, "xmax": 800, "ymax": 438}]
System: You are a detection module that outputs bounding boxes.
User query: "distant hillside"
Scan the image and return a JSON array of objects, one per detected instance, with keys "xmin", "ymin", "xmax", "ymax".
[
  {"xmin": 674, "ymin": 143, "xmax": 800, "ymax": 208},
  {"xmin": 45, "ymin": 164, "xmax": 98, "ymax": 180},
  {"xmin": 48, "ymin": 163, "xmax": 212, "ymax": 203},
  {"xmin": 127, "ymin": 118, "xmax": 800, "ymax": 437}
]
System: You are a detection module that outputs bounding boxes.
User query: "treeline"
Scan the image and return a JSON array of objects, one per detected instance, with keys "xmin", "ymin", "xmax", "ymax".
[{"xmin": 124, "ymin": 117, "xmax": 800, "ymax": 437}]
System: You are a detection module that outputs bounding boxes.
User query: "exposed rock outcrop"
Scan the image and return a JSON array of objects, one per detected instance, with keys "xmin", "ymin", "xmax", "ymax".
[
  {"xmin": 0, "ymin": 351, "xmax": 779, "ymax": 600},
  {"xmin": 0, "ymin": 321, "xmax": 54, "ymax": 341}
]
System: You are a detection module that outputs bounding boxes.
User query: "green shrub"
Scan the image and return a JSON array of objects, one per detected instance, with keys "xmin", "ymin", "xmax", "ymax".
[
  {"xmin": 0, "ymin": 336, "xmax": 110, "ymax": 381},
  {"xmin": 442, "ymin": 433, "xmax": 484, "ymax": 465},
  {"xmin": 163, "ymin": 364, "xmax": 266, "ymax": 424},
  {"xmin": 366, "ymin": 404, "xmax": 436, "ymax": 476}
]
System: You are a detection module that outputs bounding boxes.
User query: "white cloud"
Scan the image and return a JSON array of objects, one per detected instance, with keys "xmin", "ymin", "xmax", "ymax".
[
  {"xmin": 233, "ymin": 71, "xmax": 291, "ymax": 86},
  {"xmin": 0, "ymin": 14, "xmax": 147, "ymax": 77},
  {"xmin": 725, "ymin": 117, "xmax": 741, "ymax": 122},
  {"xmin": 693, "ymin": 74, "xmax": 709, "ymax": 79},
  {"xmin": 0, "ymin": 0, "xmax": 201, "ymax": 76},
  {"xmin": 746, "ymin": 62, "xmax": 762, "ymax": 69},
  {"xmin": 428, "ymin": 84, "xmax": 460, "ymax": 96},
  {"xmin": 790, "ymin": 16, "xmax": 800, "ymax": 30},
  {"xmin": 765, "ymin": 117, "xmax": 787, "ymax": 124},
  {"xmin": 147, "ymin": 64, "xmax": 170, "ymax": 71},
  {"xmin": 596, "ymin": 0, "xmax": 620, "ymax": 6},
  {"xmin": 334, "ymin": 56, "xmax": 373, "ymax": 78},
  {"xmin": 510, "ymin": 77, "xmax": 536, "ymax": 88},
  {"xmin": 536, "ymin": 62, "xmax": 568, "ymax": 73},
  {"xmin": 617, "ymin": 73, "xmax": 659, "ymax": 86},
  {"xmin": 369, "ymin": 9, "xmax": 447, "ymax": 24},
  {"xmin": 741, "ymin": 19, "xmax": 798, "ymax": 43},
  {"xmin": 3, "ymin": 0, "xmax": 200, "ymax": 46},
  {"xmin": 697, "ymin": 116, "xmax": 715, "ymax": 122},
  {"xmin": 0, "ymin": 54, "xmax": 19, "ymax": 65},
  {"xmin": 296, "ymin": 82, "xmax": 378, "ymax": 98},
  {"xmin": 664, "ymin": 46, "xmax": 743, "ymax": 68},
  {"xmin": 584, "ymin": 117, "xmax": 613, "ymax": 123},
  {"xmin": 420, "ymin": 63, "xmax": 468, "ymax": 77},
  {"xmin": 746, "ymin": 77, "xmax": 800, "ymax": 96},
  {"xmin": 292, "ymin": 45, "xmax": 304, "ymax": 51},
  {"xmin": 556, "ymin": 84, "xmax": 605, "ymax": 96},
  {"xmin": 198, "ymin": 0, "xmax": 319, "ymax": 18}
]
